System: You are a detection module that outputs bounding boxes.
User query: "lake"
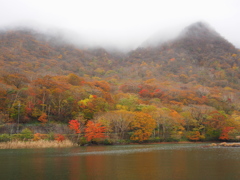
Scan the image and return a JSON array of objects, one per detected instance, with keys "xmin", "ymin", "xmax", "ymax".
[{"xmin": 0, "ymin": 143, "xmax": 240, "ymax": 180}]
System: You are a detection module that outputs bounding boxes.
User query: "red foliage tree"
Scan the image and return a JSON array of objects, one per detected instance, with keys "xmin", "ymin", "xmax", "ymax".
[
  {"xmin": 55, "ymin": 134, "xmax": 65, "ymax": 142},
  {"xmin": 139, "ymin": 87, "xmax": 163, "ymax": 98},
  {"xmin": 219, "ymin": 127, "xmax": 235, "ymax": 140},
  {"xmin": 152, "ymin": 89, "xmax": 164, "ymax": 98},
  {"xmin": 139, "ymin": 89, "xmax": 150, "ymax": 98},
  {"xmin": 84, "ymin": 121, "xmax": 107, "ymax": 141},
  {"xmin": 68, "ymin": 120, "xmax": 81, "ymax": 134},
  {"xmin": 205, "ymin": 111, "xmax": 226, "ymax": 130}
]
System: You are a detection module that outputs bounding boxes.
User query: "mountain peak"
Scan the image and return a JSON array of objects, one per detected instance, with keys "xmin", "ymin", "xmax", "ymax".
[{"xmin": 179, "ymin": 21, "xmax": 220, "ymax": 39}]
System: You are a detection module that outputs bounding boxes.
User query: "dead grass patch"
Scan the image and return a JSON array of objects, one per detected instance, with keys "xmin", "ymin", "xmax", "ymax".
[{"xmin": 0, "ymin": 140, "xmax": 77, "ymax": 149}]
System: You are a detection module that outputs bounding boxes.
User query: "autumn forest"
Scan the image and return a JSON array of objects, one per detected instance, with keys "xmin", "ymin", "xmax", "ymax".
[{"xmin": 1, "ymin": 22, "xmax": 240, "ymax": 144}]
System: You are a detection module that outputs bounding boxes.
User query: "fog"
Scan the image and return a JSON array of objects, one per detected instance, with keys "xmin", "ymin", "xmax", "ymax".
[{"xmin": 0, "ymin": 0, "xmax": 240, "ymax": 51}]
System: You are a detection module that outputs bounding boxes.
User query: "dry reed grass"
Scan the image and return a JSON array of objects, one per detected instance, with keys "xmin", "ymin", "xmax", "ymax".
[
  {"xmin": 0, "ymin": 140, "xmax": 77, "ymax": 149},
  {"xmin": 219, "ymin": 142, "xmax": 240, "ymax": 147},
  {"xmin": 209, "ymin": 142, "xmax": 240, "ymax": 147}
]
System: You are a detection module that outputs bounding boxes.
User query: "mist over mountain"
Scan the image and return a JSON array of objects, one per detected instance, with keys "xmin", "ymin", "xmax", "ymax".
[
  {"xmin": 2, "ymin": 21, "xmax": 239, "ymax": 53},
  {"xmin": 140, "ymin": 24, "xmax": 185, "ymax": 48},
  {"xmin": 0, "ymin": 21, "xmax": 239, "ymax": 80}
]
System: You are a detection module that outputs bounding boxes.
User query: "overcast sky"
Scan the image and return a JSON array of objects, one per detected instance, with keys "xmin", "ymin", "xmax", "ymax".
[{"xmin": 0, "ymin": 0, "xmax": 240, "ymax": 50}]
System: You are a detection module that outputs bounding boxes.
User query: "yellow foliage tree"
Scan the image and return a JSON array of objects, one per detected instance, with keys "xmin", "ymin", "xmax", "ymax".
[{"xmin": 97, "ymin": 110, "xmax": 135, "ymax": 139}]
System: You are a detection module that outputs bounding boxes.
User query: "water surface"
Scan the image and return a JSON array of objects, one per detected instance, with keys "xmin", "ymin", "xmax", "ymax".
[{"xmin": 0, "ymin": 143, "xmax": 240, "ymax": 180}]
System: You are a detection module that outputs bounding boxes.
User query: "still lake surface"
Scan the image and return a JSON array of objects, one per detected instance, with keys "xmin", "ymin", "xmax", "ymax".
[{"xmin": 0, "ymin": 143, "xmax": 240, "ymax": 180}]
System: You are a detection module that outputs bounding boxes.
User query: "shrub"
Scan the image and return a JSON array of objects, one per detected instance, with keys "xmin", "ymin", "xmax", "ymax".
[
  {"xmin": 115, "ymin": 139, "xmax": 129, "ymax": 144},
  {"xmin": 102, "ymin": 139, "xmax": 114, "ymax": 145},
  {"xmin": 33, "ymin": 133, "xmax": 48, "ymax": 141},
  {"xmin": 205, "ymin": 129, "xmax": 221, "ymax": 141},
  {"xmin": 47, "ymin": 132, "xmax": 55, "ymax": 140},
  {"xmin": 165, "ymin": 137, "xmax": 180, "ymax": 142},
  {"xmin": 11, "ymin": 134, "xmax": 22, "ymax": 141},
  {"xmin": 0, "ymin": 134, "xmax": 11, "ymax": 142},
  {"xmin": 148, "ymin": 137, "xmax": 164, "ymax": 143},
  {"xmin": 54, "ymin": 134, "xmax": 65, "ymax": 142},
  {"xmin": 78, "ymin": 137, "xmax": 88, "ymax": 146},
  {"xmin": 20, "ymin": 128, "xmax": 33, "ymax": 140}
]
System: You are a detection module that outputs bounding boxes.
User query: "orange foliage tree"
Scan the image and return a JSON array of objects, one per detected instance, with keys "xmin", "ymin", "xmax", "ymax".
[
  {"xmin": 84, "ymin": 121, "xmax": 107, "ymax": 142},
  {"xmin": 130, "ymin": 112, "xmax": 156, "ymax": 141},
  {"xmin": 38, "ymin": 113, "xmax": 48, "ymax": 124},
  {"xmin": 187, "ymin": 131, "xmax": 203, "ymax": 141},
  {"xmin": 33, "ymin": 133, "xmax": 48, "ymax": 141}
]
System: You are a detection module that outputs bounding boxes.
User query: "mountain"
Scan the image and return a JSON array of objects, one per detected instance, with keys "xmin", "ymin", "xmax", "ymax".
[
  {"xmin": 0, "ymin": 29, "xmax": 119, "ymax": 78},
  {"xmin": 0, "ymin": 22, "xmax": 239, "ymax": 85},
  {"xmin": 179, "ymin": 22, "xmax": 220, "ymax": 39},
  {"xmin": 174, "ymin": 22, "xmax": 238, "ymax": 65},
  {"xmin": 129, "ymin": 21, "xmax": 238, "ymax": 69},
  {"xmin": 1, "ymin": 21, "xmax": 240, "ymax": 140}
]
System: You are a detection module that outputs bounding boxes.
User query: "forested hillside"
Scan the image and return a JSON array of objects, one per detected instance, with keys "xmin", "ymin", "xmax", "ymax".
[{"xmin": 0, "ymin": 22, "xmax": 240, "ymax": 141}]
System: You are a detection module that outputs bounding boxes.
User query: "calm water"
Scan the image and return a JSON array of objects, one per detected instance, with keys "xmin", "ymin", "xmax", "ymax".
[{"xmin": 0, "ymin": 143, "xmax": 240, "ymax": 180}]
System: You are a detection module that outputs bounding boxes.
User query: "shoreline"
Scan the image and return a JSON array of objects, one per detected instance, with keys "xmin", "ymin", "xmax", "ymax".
[{"xmin": 0, "ymin": 140, "xmax": 235, "ymax": 149}]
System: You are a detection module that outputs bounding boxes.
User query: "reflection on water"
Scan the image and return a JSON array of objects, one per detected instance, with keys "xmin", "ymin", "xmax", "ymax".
[{"xmin": 0, "ymin": 143, "xmax": 240, "ymax": 180}]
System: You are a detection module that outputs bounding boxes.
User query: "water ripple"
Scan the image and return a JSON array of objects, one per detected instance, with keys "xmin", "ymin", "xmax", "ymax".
[{"xmin": 61, "ymin": 144, "xmax": 207, "ymax": 157}]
